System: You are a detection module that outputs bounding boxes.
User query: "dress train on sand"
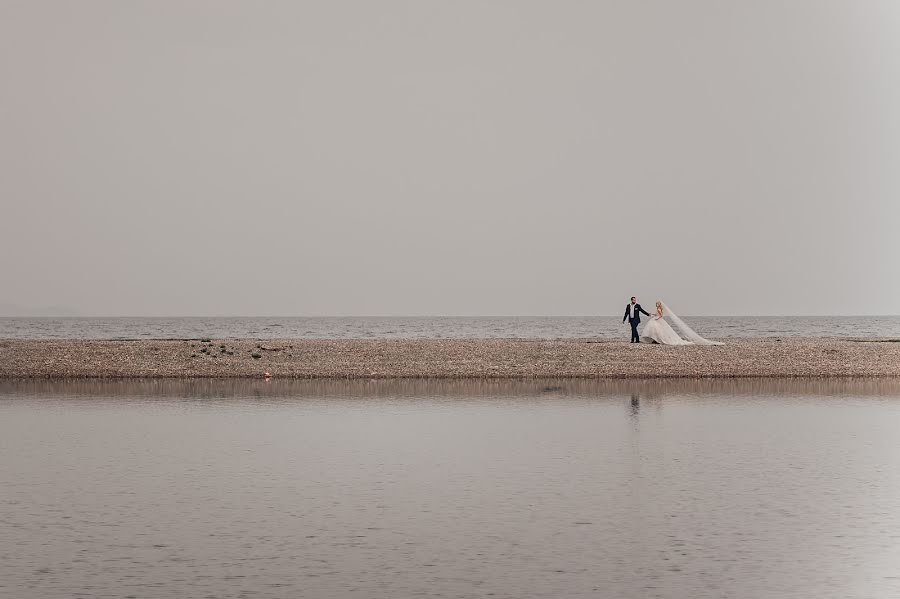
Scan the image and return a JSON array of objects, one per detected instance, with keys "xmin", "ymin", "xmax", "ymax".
[{"xmin": 640, "ymin": 302, "xmax": 724, "ymax": 346}]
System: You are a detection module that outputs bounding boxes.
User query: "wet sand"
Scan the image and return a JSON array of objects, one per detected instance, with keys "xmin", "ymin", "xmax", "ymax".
[{"xmin": 1, "ymin": 337, "xmax": 899, "ymax": 378}]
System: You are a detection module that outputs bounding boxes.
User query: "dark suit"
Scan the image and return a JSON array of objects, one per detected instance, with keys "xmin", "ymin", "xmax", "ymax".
[{"xmin": 623, "ymin": 303, "xmax": 651, "ymax": 343}]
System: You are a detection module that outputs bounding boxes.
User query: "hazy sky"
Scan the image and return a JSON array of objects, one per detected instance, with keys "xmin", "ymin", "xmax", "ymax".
[{"xmin": 2, "ymin": 1, "xmax": 899, "ymax": 316}]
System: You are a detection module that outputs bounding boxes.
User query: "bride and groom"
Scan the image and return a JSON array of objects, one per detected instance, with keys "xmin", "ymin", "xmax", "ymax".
[{"xmin": 623, "ymin": 296, "xmax": 723, "ymax": 346}]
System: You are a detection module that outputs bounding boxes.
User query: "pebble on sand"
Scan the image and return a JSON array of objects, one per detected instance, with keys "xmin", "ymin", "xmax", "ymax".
[{"xmin": 1, "ymin": 337, "xmax": 899, "ymax": 379}]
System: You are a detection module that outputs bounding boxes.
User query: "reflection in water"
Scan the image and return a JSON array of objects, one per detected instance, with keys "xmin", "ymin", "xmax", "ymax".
[
  {"xmin": 2, "ymin": 378, "xmax": 900, "ymax": 599},
  {"xmin": 4, "ymin": 376, "xmax": 900, "ymax": 401}
]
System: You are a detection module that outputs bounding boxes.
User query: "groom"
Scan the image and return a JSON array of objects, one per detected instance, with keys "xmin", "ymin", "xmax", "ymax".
[{"xmin": 623, "ymin": 296, "xmax": 651, "ymax": 343}]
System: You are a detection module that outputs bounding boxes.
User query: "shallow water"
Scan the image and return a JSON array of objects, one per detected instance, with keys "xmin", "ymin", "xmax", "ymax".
[
  {"xmin": 2, "ymin": 315, "xmax": 900, "ymax": 340},
  {"xmin": 2, "ymin": 378, "xmax": 900, "ymax": 599}
]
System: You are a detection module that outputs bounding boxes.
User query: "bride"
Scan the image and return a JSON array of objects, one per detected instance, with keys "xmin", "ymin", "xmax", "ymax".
[{"xmin": 641, "ymin": 301, "xmax": 724, "ymax": 346}]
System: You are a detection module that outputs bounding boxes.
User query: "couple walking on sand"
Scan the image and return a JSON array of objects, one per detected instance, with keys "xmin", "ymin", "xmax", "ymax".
[{"xmin": 623, "ymin": 296, "xmax": 723, "ymax": 346}]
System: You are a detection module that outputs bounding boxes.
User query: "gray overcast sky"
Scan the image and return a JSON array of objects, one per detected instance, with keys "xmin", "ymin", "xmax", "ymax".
[{"xmin": 1, "ymin": 1, "xmax": 898, "ymax": 316}]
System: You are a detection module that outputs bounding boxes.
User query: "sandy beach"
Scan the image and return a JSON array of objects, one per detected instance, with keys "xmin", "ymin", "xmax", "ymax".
[{"xmin": 1, "ymin": 337, "xmax": 898, "ymax": 379}]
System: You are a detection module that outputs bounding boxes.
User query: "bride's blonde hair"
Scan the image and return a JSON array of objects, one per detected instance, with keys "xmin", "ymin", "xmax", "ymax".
[{"xmin": 656, "ymin": 301, "xmax": 663, "ymax": 312}]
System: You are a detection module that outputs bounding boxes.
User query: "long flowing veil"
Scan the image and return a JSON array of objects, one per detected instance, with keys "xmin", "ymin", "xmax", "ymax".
[{"xmin": 660, "ymin": 301, "xmax": 724, "ymax": 346}]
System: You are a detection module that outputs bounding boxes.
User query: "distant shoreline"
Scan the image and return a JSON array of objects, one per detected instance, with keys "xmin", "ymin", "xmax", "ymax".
[
  {"xmin": 3, "ymin": 316, "xmax": 900, "ymax": 343},
  {"xmin": 1, "ymin": 337, "xmax": 899, "ymax": 379}
]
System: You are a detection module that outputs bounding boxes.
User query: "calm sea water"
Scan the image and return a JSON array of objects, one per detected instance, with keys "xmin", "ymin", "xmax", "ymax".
[
  {"xmin": 2, "ymin": 378, "xmax": 900, "ymax": 599},
  {"xmin": 1, "ymin": 315, "xmax": 899, "ymax": 339}
]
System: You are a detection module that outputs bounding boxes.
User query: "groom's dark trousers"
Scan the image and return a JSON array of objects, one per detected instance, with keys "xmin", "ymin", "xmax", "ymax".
[{"xmin": 624, "ymin": 303, "xmax": 651, "ymax": 343}]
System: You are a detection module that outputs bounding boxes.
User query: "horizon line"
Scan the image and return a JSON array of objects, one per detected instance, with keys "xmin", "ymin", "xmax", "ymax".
[{"xmin": 2, "ymin": 314, "xmax": 898, "ymax": 319}]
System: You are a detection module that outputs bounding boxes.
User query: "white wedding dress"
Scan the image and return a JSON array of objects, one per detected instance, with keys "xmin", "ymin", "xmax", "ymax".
[{"xmin": 640, "ymin": 302, "xmax": 724, "ymax": 346}]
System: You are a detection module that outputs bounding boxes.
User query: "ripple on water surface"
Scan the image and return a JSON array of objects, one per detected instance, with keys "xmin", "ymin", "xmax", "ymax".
[
  {"xmin": 2, "ymin": 315, "xmax": 900, "ymax": 339},
  {"xmin": 2, "ymin": 378, "xmax": 900, "ymax": 599}
]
